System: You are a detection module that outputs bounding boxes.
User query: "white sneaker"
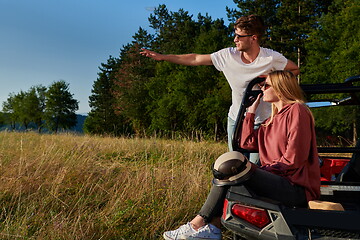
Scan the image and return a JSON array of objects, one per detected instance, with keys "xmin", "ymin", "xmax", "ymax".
[
  {"xmin": 163, "ymin": 222, "xmax": 197, "ymax": 240},
  {"xmin": 187, "ymin": 224, "xmax": 222, "ymax": 240}
]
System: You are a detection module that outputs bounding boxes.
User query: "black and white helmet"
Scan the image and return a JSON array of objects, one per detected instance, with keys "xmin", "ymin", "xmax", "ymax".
[{"xmin": 212, "ymin": 151, "xmax": 255, "ymax": 186}]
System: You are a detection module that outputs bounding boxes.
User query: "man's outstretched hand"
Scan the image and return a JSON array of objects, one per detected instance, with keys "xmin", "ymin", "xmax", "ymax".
[{"xmin": 140, "ymin": 48, "xmax": 164, "ymax": 61}]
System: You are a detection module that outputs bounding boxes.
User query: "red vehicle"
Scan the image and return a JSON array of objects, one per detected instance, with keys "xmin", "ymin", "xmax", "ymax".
[{"xmin": 222, "ymin": 76, "xmax": 360, "ymax": 240}]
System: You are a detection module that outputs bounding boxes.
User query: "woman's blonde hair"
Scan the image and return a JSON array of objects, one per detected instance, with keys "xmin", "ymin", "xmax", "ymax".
[{"xmin": 264, "ymin": 70, "xmax": 310, "ymax": 125}]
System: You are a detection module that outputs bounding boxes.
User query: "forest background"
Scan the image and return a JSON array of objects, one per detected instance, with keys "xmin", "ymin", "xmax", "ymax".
[{"xmin": 1, "ymin": 0, "xmax": 360, "ymax": 143}]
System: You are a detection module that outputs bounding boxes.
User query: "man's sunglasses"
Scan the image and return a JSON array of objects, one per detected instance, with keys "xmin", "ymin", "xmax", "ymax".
[{"xmin": 234, "ymin": 33, "xmax": 253, "ymax": 38}]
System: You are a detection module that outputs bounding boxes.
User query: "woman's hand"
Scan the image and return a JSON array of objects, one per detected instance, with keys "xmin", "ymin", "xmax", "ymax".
[{"xmin": 247, "ymin": 93, "xmax": 262, "ymax": 114}]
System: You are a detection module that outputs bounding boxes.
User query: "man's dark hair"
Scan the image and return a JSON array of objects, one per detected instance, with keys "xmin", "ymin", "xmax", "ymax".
[{"xmin": 234, "ymin": 15, "xmax": 266, "ymax": 40}]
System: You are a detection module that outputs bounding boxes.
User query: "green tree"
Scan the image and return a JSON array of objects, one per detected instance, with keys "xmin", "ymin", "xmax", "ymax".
[
  {"xmin": 304, "ymin": 0, "xmax": 360, "ymax": 83},
  {"xmin": 2, "ymin": 91, "xmax": 32, "ymax": 129},
  {"xmin": 0, "ymin": 112, "xmax": 4, "ymax": 127},
  {"xmin": 84, "ymin": 56, "xmax": 130, "ymax": 136},
  {"xmin": 2, "ymin": 93, "xmax": 17, "ymax": 129},
  {"xmin": 13, "ymin": 91, "xmax": 29, "ymax": 129},
  {"xmin": 303, "ymin": 0, "xmax": 360, "ymax": 142},
  {"xmin": 226, "ymin": 0, "xmax": 280, "ymax": 25},
  {"xmin": 25, "ymin": 85, "xmax": 47, "ymax": 132},
  {"xmin": 112, "ymin": 27, "xmax": 155, "ymax": 135},
  {"xmin": 2, "ymin": 86, "xmax": 46, "ymax": 131},
  {"xmin": 44, "ymin": 80, "xmax": 79, "ymax": 133}
]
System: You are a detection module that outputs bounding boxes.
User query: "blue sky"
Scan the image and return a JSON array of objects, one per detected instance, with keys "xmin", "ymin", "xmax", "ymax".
[{"xmin": 0, "ymin": 0, "xmax": 236, "ymax": 114}]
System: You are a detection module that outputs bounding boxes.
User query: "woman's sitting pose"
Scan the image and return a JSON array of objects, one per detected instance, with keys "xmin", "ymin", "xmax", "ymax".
[{"xmin": 163, "ymin": 70, "xmax": 320, "ymax": 240}]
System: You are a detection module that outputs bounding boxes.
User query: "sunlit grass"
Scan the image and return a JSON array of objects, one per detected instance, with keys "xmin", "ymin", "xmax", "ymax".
[{"xmin": 0, "ymin": 131, "xmax": 227, "ymax": 239}]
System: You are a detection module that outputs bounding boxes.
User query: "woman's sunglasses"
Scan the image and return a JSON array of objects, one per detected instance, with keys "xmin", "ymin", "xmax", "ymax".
[{"xmin": 258, "ymin": 82, "xmax": 271, "ymax": 90}]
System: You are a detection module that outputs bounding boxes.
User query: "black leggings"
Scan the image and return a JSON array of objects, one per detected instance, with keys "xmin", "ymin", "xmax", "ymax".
[{"xmin": 198, "ymin": 167, "xmax": 307, "ymax": 222}]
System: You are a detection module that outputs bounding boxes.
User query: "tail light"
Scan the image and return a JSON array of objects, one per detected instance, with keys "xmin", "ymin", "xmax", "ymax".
[
  {"xmin": 231, "ymin": 203, "xmax": 271, "ymax": 229},
  {"xmin": 222, "ymin": 199, "xmax": 229, "ymax": 220}
]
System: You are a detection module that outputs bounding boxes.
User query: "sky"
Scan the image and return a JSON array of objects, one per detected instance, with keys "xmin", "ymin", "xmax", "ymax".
[{"xmin": 0, "ymin": 0, "xmax": 237, "ymax": 115}]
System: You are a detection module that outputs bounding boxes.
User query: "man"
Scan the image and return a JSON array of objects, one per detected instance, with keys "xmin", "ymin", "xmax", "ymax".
[{"xmin": 140, "ymin": 15, "xmax": 299, "ymax": 152}]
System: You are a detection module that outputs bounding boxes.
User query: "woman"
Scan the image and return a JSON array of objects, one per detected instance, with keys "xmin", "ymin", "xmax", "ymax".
[{"xmin": 163, "ymin": 70, "xmax": 320, "ymax": 240}]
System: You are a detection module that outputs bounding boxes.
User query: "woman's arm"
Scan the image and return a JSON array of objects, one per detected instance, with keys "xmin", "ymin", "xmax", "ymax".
[
  {"xmin": 239, "ymin": 94, "xmax": 262, "ymax": 150},
  {"xmin": 240, "ymin": 113, "xmax": 259, "ymax": 151}
]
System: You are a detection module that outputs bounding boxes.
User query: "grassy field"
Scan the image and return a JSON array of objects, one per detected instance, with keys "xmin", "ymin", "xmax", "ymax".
[{"xmin": 0, "ymin": 131, "xmax": 228, "ymax": 239}]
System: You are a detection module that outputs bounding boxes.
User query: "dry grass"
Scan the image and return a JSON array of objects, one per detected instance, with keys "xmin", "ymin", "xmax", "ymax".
[{"xmin": 0, "ymin": 131, "xmax": 227, "ymax": 239}]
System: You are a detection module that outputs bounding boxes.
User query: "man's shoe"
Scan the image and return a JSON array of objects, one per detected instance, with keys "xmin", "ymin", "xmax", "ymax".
[{"xmin": 163, "ymin": 222, "xmax": 196, "ymax": 240}]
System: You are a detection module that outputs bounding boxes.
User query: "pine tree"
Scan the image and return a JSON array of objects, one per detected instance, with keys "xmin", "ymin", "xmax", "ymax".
[
  {"xmin": 44, "ymin": 80, "xmax": 78, "ymax": 133},
  {"xmin": 111, "ymin": 28, "xmax": 155, "ymax": 135},
  {"xmin": 84, "ymin": 56, "xmax": 129, "ymax": 136}
]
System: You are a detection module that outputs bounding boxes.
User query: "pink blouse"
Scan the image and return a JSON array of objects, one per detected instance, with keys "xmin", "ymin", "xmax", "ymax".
[{"xmin": 240, "ymin": 103, "xmax": 320, "ymax": 201}]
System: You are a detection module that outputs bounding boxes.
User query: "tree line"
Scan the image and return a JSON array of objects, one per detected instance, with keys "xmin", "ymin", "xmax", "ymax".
[
  {"xmin": 0, "ymin": 80, "xmax": 79, "ymax": 133},
  {"xmin": 84, "ymin": 0, "xmax": 360, "ymax": 142}
]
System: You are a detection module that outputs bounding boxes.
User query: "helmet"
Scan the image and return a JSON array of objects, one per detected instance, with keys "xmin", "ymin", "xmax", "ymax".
[{"xmin": 212, "ymin": 151, "xmax": 255, "ymax": 186}]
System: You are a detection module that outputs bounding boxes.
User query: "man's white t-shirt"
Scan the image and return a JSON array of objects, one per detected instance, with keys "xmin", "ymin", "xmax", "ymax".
[{"xmin": 211, "ymin": 47, "xmax": 288, "ymax": 124}]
